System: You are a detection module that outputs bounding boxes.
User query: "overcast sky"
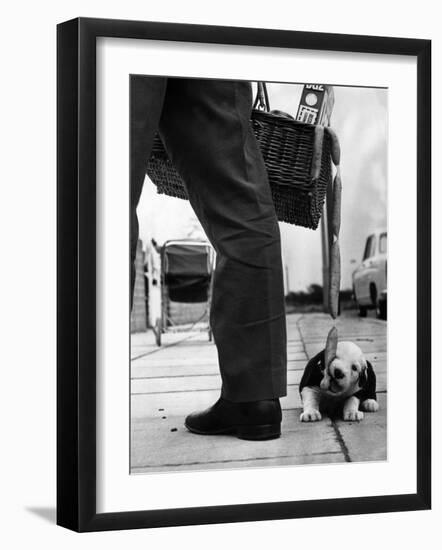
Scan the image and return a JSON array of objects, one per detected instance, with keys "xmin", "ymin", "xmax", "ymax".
[{"xmin": 136, "ymin": 82, "xmax": 387, "ymax": 291}]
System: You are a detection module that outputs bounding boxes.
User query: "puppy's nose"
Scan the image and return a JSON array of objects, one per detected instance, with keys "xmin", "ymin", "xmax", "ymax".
[{"xmin": 333, "ymin": 367, "xmax": 345, "ymax": 380}]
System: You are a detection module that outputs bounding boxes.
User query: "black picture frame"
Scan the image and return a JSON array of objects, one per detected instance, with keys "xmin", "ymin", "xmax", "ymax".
[{"xmin": 57, "ymin": 17, "xmax": 431, "ymax": 532}]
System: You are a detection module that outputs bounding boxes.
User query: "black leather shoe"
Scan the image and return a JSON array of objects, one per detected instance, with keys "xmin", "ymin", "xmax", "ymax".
[{"xmin": 184, "ymin": 397, "xmax": 282, "ymax": 440}]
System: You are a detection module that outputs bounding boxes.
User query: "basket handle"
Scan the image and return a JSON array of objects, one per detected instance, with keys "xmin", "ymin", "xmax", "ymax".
[{"xmin": 252, "ymin": 82, "xmax": 271, "ymax": 112}]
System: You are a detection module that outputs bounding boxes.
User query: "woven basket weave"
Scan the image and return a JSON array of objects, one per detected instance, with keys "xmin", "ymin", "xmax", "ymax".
[{"xmin": 146, "ymin": 84, "xmax": 333, "ymax": 229}]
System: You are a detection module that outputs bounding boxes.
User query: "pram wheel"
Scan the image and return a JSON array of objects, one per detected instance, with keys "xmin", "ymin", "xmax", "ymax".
[{"xmin": 155, "ymin": 317, "xmax": 162, "ymax": 347}]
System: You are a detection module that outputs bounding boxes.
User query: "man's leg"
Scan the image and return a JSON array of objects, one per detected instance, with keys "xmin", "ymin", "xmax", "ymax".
[
  {"xmin": 130, "ymin": 76, "xmax": 167, "ymax": 303},
  {"xmin": 159, "ymin": 79, "xmax": 287, "ymax": 404}
]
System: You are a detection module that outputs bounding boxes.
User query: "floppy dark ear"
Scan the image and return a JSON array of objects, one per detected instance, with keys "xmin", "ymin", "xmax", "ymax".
[
  {"xmin": 299, "ymin": 350, "xmax": 325, "ymax": 393},
  {"xmin": 359, "ymin": 367, "xmax": 368, "ymax": 387},
  {"xmin": 356, "ymin": 360, "xmax": 377, "ymax": 401}
]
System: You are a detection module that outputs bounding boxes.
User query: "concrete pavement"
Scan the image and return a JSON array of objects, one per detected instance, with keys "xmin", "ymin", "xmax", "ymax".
[{"xmin": 130, "ymin": 311, "xmax": 387, "ymax": 473}]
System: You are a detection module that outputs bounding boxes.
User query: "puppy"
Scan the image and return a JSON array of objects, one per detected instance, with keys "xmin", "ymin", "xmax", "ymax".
[{"xmin": 299, "ymin": 341, "xmax": 379, "ymax": 422}]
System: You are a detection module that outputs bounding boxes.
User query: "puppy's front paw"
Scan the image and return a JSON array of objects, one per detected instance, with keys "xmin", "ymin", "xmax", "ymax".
[
  {"xmin": 300, "ymin": 409, "xmax": 322, "ymax": 422},
  {"xmin": 343, "ymin": 410, "xmax": 364, "ymax": 422},
  {"xmin": 360, "ymin": 399, "xmax": 379, "ymax": 412}
]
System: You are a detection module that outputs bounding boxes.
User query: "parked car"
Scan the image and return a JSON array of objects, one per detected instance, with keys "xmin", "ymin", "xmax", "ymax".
[{"xmin": 352, "ymin": 230, "xmax": 387, "ymax": 319}]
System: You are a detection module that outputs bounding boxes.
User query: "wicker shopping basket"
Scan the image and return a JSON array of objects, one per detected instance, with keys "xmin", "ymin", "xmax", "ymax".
[{"xmin": 146, "ymin": 82, "xmax": 333, "ymax": 229}]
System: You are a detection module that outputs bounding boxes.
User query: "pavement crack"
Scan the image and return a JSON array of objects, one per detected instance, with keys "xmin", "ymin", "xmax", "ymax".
[
  {"xmin": 331, "ymin": 421, "xmax": 351, "ymax": 462},
  {"xmin": 131, "ymin": 333, "xmax": 197, "ymax": 361}
]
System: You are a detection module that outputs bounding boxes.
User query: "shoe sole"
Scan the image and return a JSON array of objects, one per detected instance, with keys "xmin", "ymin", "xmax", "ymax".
[{"xmin": 184, "ymin": 422, "xmax": 281, "ymax": 441}]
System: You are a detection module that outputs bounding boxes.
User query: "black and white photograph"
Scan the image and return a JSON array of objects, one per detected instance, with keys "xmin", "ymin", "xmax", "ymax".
[{"xmin": 129, "ymin": 77, "xmax": 388, "ymax": 473}]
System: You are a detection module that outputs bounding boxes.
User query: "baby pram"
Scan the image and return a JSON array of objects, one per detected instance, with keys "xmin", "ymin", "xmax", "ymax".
[{"xmin": 153, "ymin": 239, "xmax": 215, "ymax": 346}]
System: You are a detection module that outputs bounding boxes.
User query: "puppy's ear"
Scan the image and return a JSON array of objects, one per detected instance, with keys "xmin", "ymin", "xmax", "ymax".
[
  {"xmin": 299, "ymin": 350, "xmax": 325, "ymax": 393},
  {"xmin": 359, "ymin": 362, "xmax": 368, "ymax": 388},
  {"xmin": 365, "ymin": 360, "xmax": 377, "ymax": 399},
  {"xmin": 355, "ymin": 360, "xmax": 377, "ymax": 401}
]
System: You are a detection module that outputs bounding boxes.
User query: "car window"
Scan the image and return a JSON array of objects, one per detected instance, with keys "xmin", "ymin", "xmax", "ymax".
[
  {"xmin": 363, "ymin": 235, "xmax": 375, "ymax": 260},
  {"xmin": 379, "ymin": 232, "xmax": 387, "ymax": 254}
]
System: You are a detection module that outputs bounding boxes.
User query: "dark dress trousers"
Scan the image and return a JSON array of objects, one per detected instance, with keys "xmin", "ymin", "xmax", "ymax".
[{"xmin": 131, "ymin": 77, "xmax": 287, "ymax": 402}]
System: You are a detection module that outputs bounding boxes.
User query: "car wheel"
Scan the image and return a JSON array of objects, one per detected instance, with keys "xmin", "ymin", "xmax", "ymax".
[
  {"xmin": 358, "ymin": 304, "xmax": 367, "ymax": 317},
  {"xmin": 377, "ymin": 299, "xmax": 387, "ymax": 320},
  {"xmin": 370, "ymin": 284, "xmax": 378, "ymax": 308}
]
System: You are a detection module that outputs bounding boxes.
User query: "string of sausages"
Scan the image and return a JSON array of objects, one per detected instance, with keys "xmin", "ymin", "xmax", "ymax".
[
  {"xmin": 310, "ymin": 125, "xmax": 342, "ymax": 364},
  {"xmin": 309, "ymin": 125, "xmax": 341, "ymax": 320},
  {"xmin": 326, "ymin": 127, "xmax": 342, "ymax": 320}
]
